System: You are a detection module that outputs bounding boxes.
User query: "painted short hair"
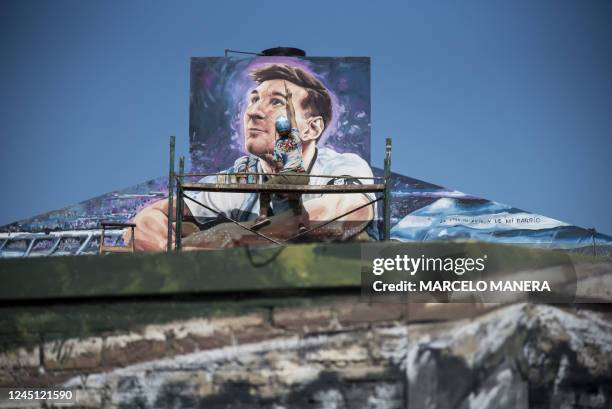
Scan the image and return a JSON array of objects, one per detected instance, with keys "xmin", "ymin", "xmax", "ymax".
[{"xmin": 250, "ymin": 64, "xmax": 333, "ymax": 136}]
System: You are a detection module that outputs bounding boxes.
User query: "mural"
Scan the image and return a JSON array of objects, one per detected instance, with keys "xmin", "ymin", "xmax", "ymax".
[
  {"xmin": 1, "ymin": 56, "xmax": 611, "ymax": 256},
  {"xmin": 2, "ymin": 168, "xmax": 610, "ymax": 257},
  {"xmin": 383, "ymin": 172, "xmax": 612, "ymax": 254},
  {"xmin": 180, "ymin": 57, "xmax": 377, "ymax": 249},
  {"xmin": 190, "ymin": 57, "xmax": 371, "ymax": 172}
]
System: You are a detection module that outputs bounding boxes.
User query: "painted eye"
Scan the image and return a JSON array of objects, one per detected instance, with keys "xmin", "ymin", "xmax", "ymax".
[
  {"xmin": 250, "ymin": 96, "xmax": 259, "ymax": 104},
  {"xmin": 271, "ymin": 98, "xmax": 285, "ymax": 107}
]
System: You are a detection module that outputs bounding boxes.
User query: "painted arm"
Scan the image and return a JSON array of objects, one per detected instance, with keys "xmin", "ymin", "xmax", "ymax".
[
  {"xmin": 302, "ymin": 193, "xmax": 374, "ymax": 239},
  {"xmin": 244, "ymin": 194, "xmax": 374, "ymax": 241},
  {"xmin": 180, "ymin": 193, "xmax": 374, "ymax": 249}
]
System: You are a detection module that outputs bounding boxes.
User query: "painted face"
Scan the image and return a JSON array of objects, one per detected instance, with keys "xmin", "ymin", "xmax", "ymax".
[{"xmin": 243, "ymin": 79, "xmax": 309, "ymax": 156}]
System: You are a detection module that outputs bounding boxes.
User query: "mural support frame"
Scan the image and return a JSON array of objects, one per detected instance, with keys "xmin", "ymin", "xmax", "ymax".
[
  {"xmin": 383, "ymin": 138, "xmax": 392, "ymax": 241},
  {"xmin": 167, "ymin": 136, "xmax": 175, "ymax": 252},
  {"xmin": 175, "ymin": 157, "xmax": 185, "ymax": 250}
]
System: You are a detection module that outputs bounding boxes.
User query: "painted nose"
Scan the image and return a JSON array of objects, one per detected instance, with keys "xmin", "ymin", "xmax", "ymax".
[{"xmin": 246, "ymin": 101, "xmax": 265, "ymax": 121}]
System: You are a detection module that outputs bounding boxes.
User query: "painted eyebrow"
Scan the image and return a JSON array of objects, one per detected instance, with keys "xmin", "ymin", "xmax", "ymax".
[
  {"xmin": 250, "ymin": 90, "xmax": 259, "ymax": 95},
  {"xmin": 270, "ymin": 91, "xmax": 287, "ymax": 99}
]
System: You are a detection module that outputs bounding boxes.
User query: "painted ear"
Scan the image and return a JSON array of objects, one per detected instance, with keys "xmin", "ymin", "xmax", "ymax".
[{"xmin": 302, "ymin": 116, "xmax": 325, "ymax": 142}]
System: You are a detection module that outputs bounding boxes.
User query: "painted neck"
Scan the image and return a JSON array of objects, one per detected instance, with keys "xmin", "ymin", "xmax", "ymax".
[{"xmin": 301, "ymin": 140, "xmax": 316, "ymax": 171}]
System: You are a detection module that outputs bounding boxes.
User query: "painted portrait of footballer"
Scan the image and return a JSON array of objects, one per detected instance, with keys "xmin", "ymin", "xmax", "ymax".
[{"xmin": 130, "ymin": 57, "xmax": 376, "ymax": 250}]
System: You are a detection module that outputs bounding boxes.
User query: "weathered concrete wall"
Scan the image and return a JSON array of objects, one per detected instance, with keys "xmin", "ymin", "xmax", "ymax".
[
  {"xmin": 2, "ymin": 243, "xmax": 612, "ymax": 408},
  {"xmin": 2, "ymin": 302, "xmax": 611, "ymax": 408}
]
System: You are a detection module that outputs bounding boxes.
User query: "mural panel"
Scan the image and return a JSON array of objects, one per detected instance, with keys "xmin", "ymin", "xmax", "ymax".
[
  {"xmin": 182, "ymin": 57, "xmax": 377, "ymax": 247},
  {"xmin": 1, "ymin": 56, "xmax": 611, "ymax": 256}
]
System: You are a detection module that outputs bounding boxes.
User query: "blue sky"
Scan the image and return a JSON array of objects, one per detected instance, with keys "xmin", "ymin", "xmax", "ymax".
[{"xmin": 1, "ymin": 0, "xmax": 611, "ymax": 233}]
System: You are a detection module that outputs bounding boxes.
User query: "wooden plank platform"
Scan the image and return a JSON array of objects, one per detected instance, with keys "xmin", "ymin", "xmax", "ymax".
[
  {"xmin": 101, "ymin": 222, "xmax": 137, "ymax": 228},
  {"xmin": 181, "ymin": 182, "xmax": 385, "ymax": 194},
  {"xmin": 100, "ymin": 245, "xmax": 133, "ymax": 253}
]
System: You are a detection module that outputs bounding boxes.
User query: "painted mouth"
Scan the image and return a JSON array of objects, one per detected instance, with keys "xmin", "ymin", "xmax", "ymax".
[{"xmin": 247, "ymin": 128, "xmax": 267, "ymax": 136}]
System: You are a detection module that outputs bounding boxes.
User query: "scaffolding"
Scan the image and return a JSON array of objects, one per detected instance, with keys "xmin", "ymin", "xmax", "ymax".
[{"xmin": 167, "ymin": 138, "xmax": 393, "ymax": 249}]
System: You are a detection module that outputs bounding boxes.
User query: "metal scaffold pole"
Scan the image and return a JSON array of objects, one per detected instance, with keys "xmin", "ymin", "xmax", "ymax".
[
  {"xmin": 175, "ymin": 156, "xmax": 185, "ymax": 250},
  {"xmin": 383, "ymin": 138, "xmax": 392, "ymax": 241},
  {"xmin": 167, "ymin": 136, "xmax": 175, "ymax": 252}
]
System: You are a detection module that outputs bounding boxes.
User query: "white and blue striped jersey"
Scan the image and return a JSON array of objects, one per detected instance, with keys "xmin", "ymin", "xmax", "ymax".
[{"xmin": 184, "ymin": 147, "xmax": 379, "ymax": 239}]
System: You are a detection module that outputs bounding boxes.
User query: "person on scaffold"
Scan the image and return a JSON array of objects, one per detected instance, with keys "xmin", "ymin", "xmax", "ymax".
[{"xmin": 252, "ymin": 81, "xmax": 309, "ymax": 234}]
